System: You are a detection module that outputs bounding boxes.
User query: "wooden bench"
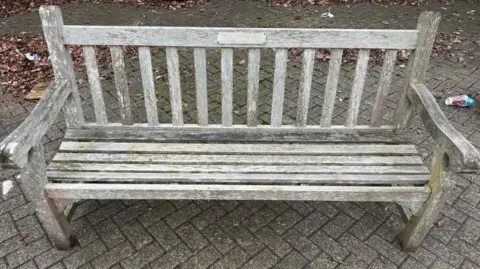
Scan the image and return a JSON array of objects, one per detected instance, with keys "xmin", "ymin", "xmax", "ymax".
[{"xmin": 1, "ymin": 5, "xmax": 479, "ymax": 251}]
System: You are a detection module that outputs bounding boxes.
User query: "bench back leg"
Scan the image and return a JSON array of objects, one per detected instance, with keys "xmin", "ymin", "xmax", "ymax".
[
  {"xmin": 21, "ymin": 144, "xmax": 77, "ymax": 250},
  {"xmin": 399, "ymin": 147, "xmax": 454, "ymax": 251}
]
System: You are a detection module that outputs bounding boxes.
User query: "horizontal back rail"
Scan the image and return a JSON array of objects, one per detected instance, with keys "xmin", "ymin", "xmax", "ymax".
[{"xmin": 62, "ymin": 26, "xmax": 419, "ymax": 49}]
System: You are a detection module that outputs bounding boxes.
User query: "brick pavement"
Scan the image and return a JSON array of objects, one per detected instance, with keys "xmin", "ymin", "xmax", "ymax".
[{"xmin": 1, "ymin": 1, "xmax": 480, "ymax": 268}]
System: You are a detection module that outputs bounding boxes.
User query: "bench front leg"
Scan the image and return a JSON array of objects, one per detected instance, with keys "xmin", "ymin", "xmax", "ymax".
[
  {"xmin": 399, "ymin": 147, "xmax": 454, "ymax": 251},
  {"xmin": 21, "ymin": 143, "xmax": 77, "ymax": 250}
]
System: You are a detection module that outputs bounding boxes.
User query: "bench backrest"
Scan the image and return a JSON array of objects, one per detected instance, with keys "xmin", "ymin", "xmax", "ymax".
[{"xmin": 40, "ymin": 6, "xmax": 440, "ymax": 134}]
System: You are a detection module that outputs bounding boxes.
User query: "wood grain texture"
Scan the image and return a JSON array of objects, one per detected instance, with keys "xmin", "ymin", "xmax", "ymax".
[
  {"xmin": 0, "ymin": 80, "xmax": 71, "ymax": 168},
  {"xmin": 110, "ymin": 46, "xmax": 133, "ymax": 125},
  {"xmin": 221, "ymin": 48, "xmax": 233, "ymax": 126},
  {"xmin": 247, "ymin": 49, "xmax": 261, "ymax": 126},
  {"xmin": 296, "ymin": 48, "xmax": 315, "ymax": 126},
  {"xmin": 83, "ymin": 46, "xmax": 108, "ymax": 125},
  {"xmin": 320, "ymin": 49, "xmax": 343, "ymax": 127},
  {"xmin": 346, "ymin": 49, "xmax": 370, "ymax": 127},
  {"xmin": 166, "ymin": 47, "xmax": 183, "ymax": 126},
  {"xmin": 59, "ymin": 141, "xmax": 419, "ymax": 155},
  {"xmin": 370, "ymin": 49, "xmax": 397, "ymax": 127},
  {"xmin": 271, "ymin": 48, "xmax": 288, "ymax": 127},
  {"xmin": 47, "ymin": 171, "xmax": 429, "ymax": 185},
  {"xmin": 62, "ymin": 26, "xmax": 419, "ymax": 49},
  {"xmin": 194, "ymin": 48, "xmax": 208, "ymax": 126},
  {"xmin": 46, "ymin": 183, "xmax": 430, "ymax": 202},
  {"xmin": 409, "ymin": 82, "xmax": 480, "ymax": 171},
  {"xmin": 400, "ymin": 148, "xmax": 454, "ymax": 251},
  {"xmin": 40, "ymin": 6, "xmax": 84, "ymax": 128},
  {"xmin": 138, "ymin": 46, "xmax": 159, "ymax": 126},
  {"xmin": 64, "ymin": 125, "xmax": 402, "ymax": 143},
  {"xmin": 395, "ymin": 11, "xmax": 441, "ymax": 131},
  {"xmin": 21, "ymin": 144, "xmax": 76, "ymax": 250}
]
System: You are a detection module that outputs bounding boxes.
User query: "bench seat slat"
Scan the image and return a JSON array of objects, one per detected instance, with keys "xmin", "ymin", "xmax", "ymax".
[
  {"xmin": 46, "ymin": 171, "xmax": 429, "ymax": 185},
  {"xmin": 53, "ymin": 153, "xmax": 424, "ymax": 166},
  {"xmin": 59, "ymin": 141, "xmax": 419, "ymax": 155},
  {"xmin": 45, "ymin": 183, "xmax": 431, "ymax": 202}
]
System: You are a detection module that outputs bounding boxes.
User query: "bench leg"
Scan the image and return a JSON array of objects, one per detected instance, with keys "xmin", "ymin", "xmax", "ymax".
[
  {"xmin": 21, "ymin": 144, "xmax": 77, "ymax": 250},
  {"xmin": 399, "ymin": 148, "xmax": 454, "ymax": 252}
]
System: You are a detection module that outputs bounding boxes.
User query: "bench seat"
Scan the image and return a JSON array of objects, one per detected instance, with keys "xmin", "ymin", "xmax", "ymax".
[{"xmin": 44, "ymin": 135, "xmax": 431, "ymax": 202}]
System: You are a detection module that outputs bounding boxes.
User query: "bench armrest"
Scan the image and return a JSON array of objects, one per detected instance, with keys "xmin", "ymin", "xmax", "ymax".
[
  {"xmin": 0, "ymin": 79, "xmax": 71, "ymax": 168},
  {"xmin": 408, "ymin": 82, "xmax": 480, "ymax": 171}
]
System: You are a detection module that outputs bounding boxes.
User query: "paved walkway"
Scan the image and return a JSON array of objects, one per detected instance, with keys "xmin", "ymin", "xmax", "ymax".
[{"xmin": 1, "ymin": 1, "xmax": 480, "ymax": 268}]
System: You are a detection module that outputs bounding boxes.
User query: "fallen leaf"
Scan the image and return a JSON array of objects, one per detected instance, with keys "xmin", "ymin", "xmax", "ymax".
[
  {"xmin": 238, "ymin": 59, "xmax": 246, "ymax": 65},
  {"xmin": 25, "ymin": 81, "xmax": 50, "ymax": 100}
]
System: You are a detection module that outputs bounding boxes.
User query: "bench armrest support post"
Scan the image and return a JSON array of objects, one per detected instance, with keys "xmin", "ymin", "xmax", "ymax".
[{"xmin": 395, "ymin": 11, "xmax": 441, "ymax": 131}]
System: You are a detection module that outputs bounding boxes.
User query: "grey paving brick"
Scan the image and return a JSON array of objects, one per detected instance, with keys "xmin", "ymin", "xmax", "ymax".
[
  {"xmin": 294, "ymin": 211, "xmax": 328, "ymax": 237},
  {"xmin": 348, "ymin": 213, "xmax": 383, "ymax": 241},
  {"xmin": 16, "ymin": 215, "xmax": 44, "ymax": 245},
  {"xmin": 421, "ymin": 236, "xmax": 464, "ymax": 267},
  {"xmin": 148, "ymin": 220, "xmax": 180, "ymax": 251},
  {"xmin": 181, "ymin": 245, "xmax": 221, "ymax": 269},
  {"xmin": 201, "ymin": 224, "xmax": 235, "ymax": 255},
  {"xmin": 228, "ymin": 225, "xmax": 264, "ymax": 256},
  {"xmin": 63, "ymin": 240, "xmax": 107, "ymax": 269},
  {"xmin": 34, "ymin": 246, "xmax": 74, "ymax": 269},
  {"xmin": 138, "ymin": 201, "xmax": 176, "ymax": 228},
  {"xmin": 311, "ymin": 202, "xmax": 339, "ymax": 218},
  {"xmin": 274, "ymin": 250, "xmax": 309, "ymax": 269},
  {"xmin": 407, "ymin": 247, "xmax": 436, "ymax": 268},
  {"xmin": 0, "ymin": 195, "xmax": 26, "ymax": 216},
  {"xmin": 91, "ymin": 241, "xmax": 134, "ymax": 269},
  {"xmin": 399, "ymin": 257, "xmax": 427, "ymax": 269},
  {"xmin": 93, "ymin": 218, "xmax": 124, "ymax": 249},
  {"xmin": 460, "ymin": 260, "xmax": 479, "ymax": 269},
  {"xmin": 0, "ymin": 213, "xmax": 17, "ymax": 243},
  {"xmin": 71, "ymin": 200, "xmax": 100, "ymax": 221},
  {"xmin": 112, "ymin": 201, "xmax": 150, "ymax": 226},
  {"xmin": 332, "ymin": 202, "xmax": 366, "ymax": 220},
  {"xmin": 0, "ymin": 235, "xmax": 24, "ymax": 258},
  {"xmin": 120, "ymin": 242, "xmax": 164, "ymax": 269},
  {"xmin": 456, "ymin": 218, "xmax": 480, "ymax": 245},
  {"xmin": 459, "ymin": 183, "xmax": 480, "ymax": 206},
  {"xmin": 366, "ymin": 235, "xmax": 407, "ymax": 265},
  {"xmin": 338, "ymin": 233, "xmax": 378, "ymax": 264},
  {"xmin": 429, "ymin": 216, "xmax": 461, "ymax": 244},
  {"xmin": 286, "ymin": 201, "xmax": 314, "ymax": 216},
  {"xmin": 165, "ymin": 202, "xmax": 202, "ymax": 229},
  {"xmin": 269, "ymin": 209, "xmax": 302, "ymax": 234},
  {"xmin": 375, "ymin": 214, "xmax": 405, "ymax": 242},
  {"xmin": 431, "ymin": 259, "xmax": 457, "ymax": 269},
  {"xmin": 191, "ymin": 204, "xmax": 226, "ymax": 231},
  {"xmin": 120, "ymin": 220, "xmax": 153, "ymax": 250},
  {"xmin": 368, "ymin": 257, "xmax": 398, "ymax": 269},
  {"xmin": 240, "ymin": 248, "xmax": 279, "ymax": 269},
  {"xmin": 310, "ymin": 230, "xmax": 349, "ymax": 262},
  {"xmin": 218, "ymin": 205, "xmax": 252, "ymax": 231},
  {"xmin": 86, "ymin": 201, "xmax": 125, "ymax": 225},
  {"xmin": 15, "ymin": 260, "xmax": 37, "ymax": 269},
  {"xmin": 149, "ymin": 243, "xmax": 192, "ymax": 269},
  {"xmin": 282, "ymin": 229, "xmax": 320, "ymax": 260},
  {"xmin": 6, "ymin": 237, "xmax": 50, "ymax": 268},
  {"xmin": 243, "ymin": 207, "xmax": 276, "ymax": 233},
  {"xmin": 447, "ymin": 238, "xmax": 480, "ymax": 266},
  {"xmin": 255, "ymin": 227, "xmax": 291, "ymax": 257},
  {"xmin": 210, "ymin": 247, "xmax": 248, "ymax": 269},
  {"xmin": 453, "ymin": 199, "xmax": 480, "ymax": 221},
  {"xmin": 176, "ymin": 223, "xmax": 208, "ymax": 252},
  {"xmin": 322, "ymin": 212, "xmax": 355, "ymax": 239},
  {"xmin": 305, "ymin": 252, "xmax": 339, "ymax": 269},
  {"xmin": 338, "ymin": 254, "xmax": 368, "ymax": 269}
]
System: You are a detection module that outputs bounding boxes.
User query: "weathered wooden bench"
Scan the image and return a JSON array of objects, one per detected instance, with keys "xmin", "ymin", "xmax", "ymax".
[{"xmin": 1, "ymin": 5, "xmax": 479, "ymax": 251}]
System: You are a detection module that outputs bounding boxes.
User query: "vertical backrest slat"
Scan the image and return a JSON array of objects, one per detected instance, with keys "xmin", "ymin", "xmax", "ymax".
[
  {"xmin": 194, "ymin": 48, "xmax": 208, "ymax": 126},
  {"xmin": 166, "ymin": 47, "xmax": 184, "ymax": 126},
  {"xmin": 247, "ymin": 49, "xmax": 261, "ymax": 127},
  {"xmin": 83, "ymin": 45, "xmax": 108, "ymax": 125},
  {"xmin": 138, "ymin": 46, "xmax": 159, "ymax": 126},
  {"xmin": 320, "ymin": 49, "xmax": 343, "ymax": 127},
  {"xmin": 221, "ymin": 48, "xmax": 234, "ymax": 126},
  {"xmin": 345, "ymin": 49, "xmax": 370, "ymax": 127},
  {"xmin": 39, "ymin": 6, "xmax": 84, "ymax": 128},
  {"xmin": 271, "ymin": 48, "xmax": 288, "ymax": 127},
  {"xmin": 370, "ymin": 49, "xmax": 397, "ymax": 127},
  {"xmin": 296, "ymin": 48, "xmax": 316, "ymax": 127},
  {"xmin": 110, "ymin": 46, "xmax": 133, "ymax": 125}
]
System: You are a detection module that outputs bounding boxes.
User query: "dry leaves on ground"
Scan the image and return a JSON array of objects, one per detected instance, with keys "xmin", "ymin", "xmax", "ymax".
[
  {"xmin": 268, "ymin": 0, "xmax": 422, "ymax": 7},
  {"xmin": 1, "ymin": 0, "xmax": 204, "ymax": 18}
]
